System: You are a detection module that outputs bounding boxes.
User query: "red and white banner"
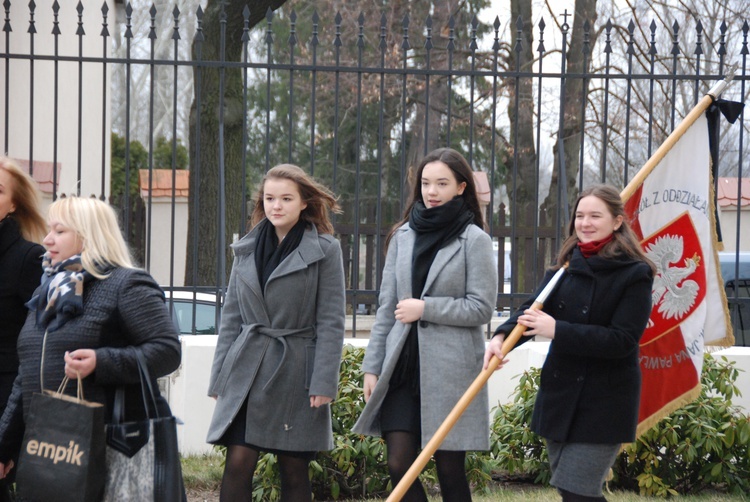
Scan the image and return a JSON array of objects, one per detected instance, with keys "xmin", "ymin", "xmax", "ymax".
[{"xmin": 623, "ymin": 112, "xmax": 735, "ymax": 437}]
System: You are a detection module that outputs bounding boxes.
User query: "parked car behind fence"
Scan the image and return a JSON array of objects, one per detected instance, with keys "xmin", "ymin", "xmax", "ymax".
[
  {"xmin": 163, "ymin": 288, "xmax": 224, "ymax": 335},
  {"xmin": 719, "ymin": 252, "xmax": 750, "ymax": 347}
]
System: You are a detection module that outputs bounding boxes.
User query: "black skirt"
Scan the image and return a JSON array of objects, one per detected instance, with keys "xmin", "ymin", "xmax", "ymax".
[
  {"xmin": 216, "ymin": 395, "xmax": 316, "ymax": 461},
  {"xmin": 379, "ymin": 381, "xmax": 421, "ymax": 435}
]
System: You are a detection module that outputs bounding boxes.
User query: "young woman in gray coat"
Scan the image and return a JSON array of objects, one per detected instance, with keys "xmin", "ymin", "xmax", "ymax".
[
  {"xmin": 353, "ymin": 148, "xmax": 497, "ymax": 501},
  {"xmin": 207, "ymin": 164, "xmax": 346, "ymax": 502},
  {"xmin": 485, "ymin": 185, "xmax": 655, "ymax": 502}
]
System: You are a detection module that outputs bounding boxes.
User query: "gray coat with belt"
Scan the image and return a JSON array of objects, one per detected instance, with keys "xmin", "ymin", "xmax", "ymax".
[
  {"xmin": 352, "ymin": 223, "xmax": 497, "ymax": 450},
  {"xmin": 206, "ymin": 224, "xmax": 346, "ymax": 451}
]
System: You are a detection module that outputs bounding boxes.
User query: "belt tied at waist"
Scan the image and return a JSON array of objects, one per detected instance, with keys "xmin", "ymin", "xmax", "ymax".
[{"xmin": 256, "ymin": 325, "xmax": 316, "ymax": 391}]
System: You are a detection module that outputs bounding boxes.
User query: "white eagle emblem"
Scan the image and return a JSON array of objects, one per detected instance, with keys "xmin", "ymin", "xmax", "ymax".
[{"xmin": 645, "ymin": 235, "xmax": 700, "ymax": 320}]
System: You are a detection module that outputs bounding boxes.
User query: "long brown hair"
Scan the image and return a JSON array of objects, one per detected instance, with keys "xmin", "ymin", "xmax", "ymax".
[
  {"xmin": 0, "ymin": 157, "xmax": 46, "ymax": 243},
  {"xmin": 250, "ymin": 164, "xmax": 341, "ymax": 235},
  {"xmin": 555, "ymin": 184, "xmax": 656, "ymax": 274},
  {"xmin": 386, "ymin": 148, "xmax": 485, "ymax": 248}
]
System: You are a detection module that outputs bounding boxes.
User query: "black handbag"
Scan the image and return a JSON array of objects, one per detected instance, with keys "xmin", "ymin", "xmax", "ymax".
[
  {"xmin": 102, "ymin": 349, "xmax": 184, "ymax": 502},
  {"xmin": 16, "ymin": 376, "xmax": 106, "ymax": 502}
]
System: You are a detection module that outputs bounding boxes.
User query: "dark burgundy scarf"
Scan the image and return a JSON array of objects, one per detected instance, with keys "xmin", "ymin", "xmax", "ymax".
[{"xmin": 577, "ymin": 233, "xmax": 614, "ymax": 258}]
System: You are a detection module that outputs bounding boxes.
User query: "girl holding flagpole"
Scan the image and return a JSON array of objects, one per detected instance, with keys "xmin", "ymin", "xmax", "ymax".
[
  {"xmin": 484, "ymin": 184, "xmax": 655, "ymax": 502},
  {"xmin": 354, "ymin": 148, "xmax": 497, "ymax": 501}
]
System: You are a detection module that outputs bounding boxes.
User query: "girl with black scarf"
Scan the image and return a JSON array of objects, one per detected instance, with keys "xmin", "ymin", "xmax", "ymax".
[
  {"xmin": 207, "ymin": 164, "xmax": 346, "ymax": 502},
  {"xmin": 353, "ymin": 148, "xmax": 498, "ymax": 501}
]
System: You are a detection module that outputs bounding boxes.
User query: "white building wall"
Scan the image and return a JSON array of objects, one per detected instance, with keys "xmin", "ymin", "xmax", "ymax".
[
  {"xmin": 144, "ymin": 197, "xmax": 188, "ymax": 286},
  {"xmin": 0, "ymin": 1, "xmax": 114, "ymax": 196},
  {"xmin": 719, "ymin": 207, "xmax": 750, "ymax": 253}
]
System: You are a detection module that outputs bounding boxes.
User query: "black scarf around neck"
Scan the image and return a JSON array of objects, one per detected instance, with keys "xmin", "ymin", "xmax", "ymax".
[
  {"xmin": 409, "ymin": 197, "xmax": 475, "ymax": 298},
  {"xmin": 254, "ymin": 218, "xmax": 307, "ymax": 290},
  {"xmin": 390, "ymin": 197, "xmax": 475, "ymax": 392}
]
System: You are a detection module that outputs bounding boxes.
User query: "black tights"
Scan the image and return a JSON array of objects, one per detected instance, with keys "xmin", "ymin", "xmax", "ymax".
[
  {"xmin": 384, "ymin": 431, "xmax": 472, "ymax": 502},
  {"xmin": 559, "ymin": 488, "xmax": 607, "ymax": 502},
  {"xmin": 220, "ymin": 445, "xmax": 312, "ymax": 502}
]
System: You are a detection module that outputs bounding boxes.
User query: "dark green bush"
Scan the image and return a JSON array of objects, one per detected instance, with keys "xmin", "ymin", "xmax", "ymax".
[
  {"xmin": 489, "ymin": 353, "xmax": 750, "ymax": 497},
  {"xmin": 614, "ymin": 354, "xmax": 750, "ymax": 497}
]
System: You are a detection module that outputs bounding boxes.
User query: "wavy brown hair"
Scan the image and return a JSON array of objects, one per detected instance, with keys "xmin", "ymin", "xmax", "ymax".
[
  {"xmin": 250, "ymin": 164, "xmax": 341, "ymax": 235},
  {"xmin": 386, "ymin": 148, "xmax": 485, "ymax": 248},
  {"xmin": 0, "ymin": 157, "xmax": 46, "ymax": 243},
  {"xmin": 554, "ymin": 184, "xmax": 656, "ymax": 274}
]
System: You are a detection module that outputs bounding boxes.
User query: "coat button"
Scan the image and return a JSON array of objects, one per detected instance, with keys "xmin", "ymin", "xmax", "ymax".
[
  {"xmin": 419, "ymin": 321, "xmax": 428, "ymax": 328},
  {"xmin": 582, "ymin": 306, "xmax": 589, "ymax": 314},
  {"xmin": 558, "ymin": 301, "xmax": 566, "ymax": 310},
  {"xmin": 576, "ymin": 376, "xmax": 584, "ymax": 382}
]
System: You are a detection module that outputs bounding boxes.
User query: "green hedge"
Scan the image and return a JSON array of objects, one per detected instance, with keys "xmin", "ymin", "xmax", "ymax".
[
  {"xmin": 490, "ymin": 353, "xmax": 750, "ymax": 497},
  {"xmin": 223, "ymin": 347, "xmax": 749, "ymax": 500}
]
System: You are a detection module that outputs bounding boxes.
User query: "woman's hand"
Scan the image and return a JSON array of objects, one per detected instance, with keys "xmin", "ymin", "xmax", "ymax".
[
  {"xmin": 310, "ymin": 395, "xmax": 332, "ymax": 408},
  {"xmin": 64, "ymin": 349, "xmax": 97, "ymax": 379},
  {"xmin": 518, "ymin": 308, "xmax": 556, "ymax": 339},
  {"xmin": 394, "ymin": 299, "xmax": 425, "ymax": 324},
  {"xmin": 0, "ymin": 460, "xmax": 14, "ymax": 479},
  {"xmin": 363, "ymin": 372, "xmax": 378, "ymax": 403},
  {"xmin": 483, "ymin": 334, "xmax": 509, "ymax": 370}
]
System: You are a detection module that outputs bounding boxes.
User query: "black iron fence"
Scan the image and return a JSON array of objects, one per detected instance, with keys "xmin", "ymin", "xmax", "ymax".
[{"xmin": 2, "ymin": 1, "xmax": 750, "ymax": 341}]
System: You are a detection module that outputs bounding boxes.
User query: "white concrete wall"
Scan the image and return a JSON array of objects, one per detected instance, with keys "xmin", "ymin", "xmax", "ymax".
[
  {"xmin": 144, "ymin": 197, "xmax": 188, "ymax": 287},
  {"xmin": 719, "ymin": 207, "xmax": 750, "ymax": 253},
  {"xmin": 167, "ymin": 337, "xmax": 750, "ymax": 456}
]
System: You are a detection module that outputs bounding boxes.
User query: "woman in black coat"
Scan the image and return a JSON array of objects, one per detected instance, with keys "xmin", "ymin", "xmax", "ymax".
[
  {"xmin": 0, "ymin": 196, "xmax": 182, "ymax": 497},
  {"xmin": 485, "ymin": 185, "xmax": 655, "ymax": 502},
  {"xmin": 0, "ymin": 158, "xmax": 45, "ymax": 502}
]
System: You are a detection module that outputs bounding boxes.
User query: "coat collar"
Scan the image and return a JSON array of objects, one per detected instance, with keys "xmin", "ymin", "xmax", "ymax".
[
  {"xmin": 0, "ymin": 217, "xmax": 22, "ymax": 257},
  {"xmin": 233, "ymin": 221, "xmax": 326, "ymax": 289},
  {"xmin": 393, "ymin": 223, "xmax": 467, "ymax": 297},
  {"xmin": 567, "ymin": 246, "xmax": 641, "ymax": 277}
]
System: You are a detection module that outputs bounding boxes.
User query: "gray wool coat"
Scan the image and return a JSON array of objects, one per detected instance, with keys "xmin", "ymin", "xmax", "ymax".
[
  {"xmin": 352, "ymin": 223, "xmax": 497, "ymax": 451},
  {"xmin": 206, "ymin": 224, "xmax": 346, "ymax": 452}
]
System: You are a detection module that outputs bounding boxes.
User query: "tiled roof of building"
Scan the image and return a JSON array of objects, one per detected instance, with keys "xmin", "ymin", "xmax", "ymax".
[
  {"xmin": 139, "ymin": 169, "xmax": 189, "ymax": 198},
  {"xmin": 717, "ymin": 177, "xmax": 750, "ymax": 208},
  {"xmin": 15, "ymin": 159, "xmax": 61, "ymax": 194},
  {"xmin": 473, "ymin": 171, "xmax": 490, "ymax": 205}
]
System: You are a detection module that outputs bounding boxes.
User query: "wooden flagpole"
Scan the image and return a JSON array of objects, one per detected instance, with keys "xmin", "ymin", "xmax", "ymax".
[
  {"xmin": 385, "ymin": 67, "xmax": 738, "ymax": 502},
  {"xmin": 621, "ymin": 68, "xmax": 737, "ymax": 202}
]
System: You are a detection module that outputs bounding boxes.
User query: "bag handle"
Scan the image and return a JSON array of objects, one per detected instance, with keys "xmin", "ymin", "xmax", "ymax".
[
  {"xmin": 111, "ymin": 348, "xmax": 163, "ymax": 425},
  {"xmin": 39, "ymin": 329, "xmax": 86, "ymax": 400},
  {"xmin": 56, "ymin": 375, "xmax": 85, "ymax": 400}
]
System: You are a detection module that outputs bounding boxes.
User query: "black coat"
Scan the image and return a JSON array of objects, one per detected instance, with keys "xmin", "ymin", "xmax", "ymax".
[
  {"xmin": 496, "ymin": 247, "xmax": 653, "ymax": 444},
  {"xmin": 0, "ymin": 267, "xmax": 182, "ymax": 462},
  {"xmin": 0, "ymin": 218, "xmax": 43, "ymax": 374}
]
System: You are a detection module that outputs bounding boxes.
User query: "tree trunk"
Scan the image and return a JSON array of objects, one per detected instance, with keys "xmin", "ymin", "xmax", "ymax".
[
  {"xmin": 507, "ymin": 0, "xmax": 538, "ymax": 291},
  {"xmin": 540, "ymin": 0, "xmax": 598, "ymax": 234},
  {"xmin": 404, "ymin": 1, "xmax": 455, "ymax": 183},
  {"xmin": 185, "ymin": 0, "xmax": 287, "ymax": 286}
]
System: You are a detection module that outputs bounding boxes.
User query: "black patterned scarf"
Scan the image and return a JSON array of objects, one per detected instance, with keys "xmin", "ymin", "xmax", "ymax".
[{"xmin": 26, "ymin": 253, "xmax": 93, "ymax": 332}]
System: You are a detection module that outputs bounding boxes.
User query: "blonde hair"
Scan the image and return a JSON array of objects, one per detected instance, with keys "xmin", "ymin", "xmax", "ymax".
[
  {"xmin": 47, "ymin": 196, "xmax": 134, "ymax": 278},
  {"xmin": 250, "ymin": 164, "xmax": 341, "ymax": 234},
  {"xmin": 0, "ymin": 157, "xmax": 46, "ymax": 243}
]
